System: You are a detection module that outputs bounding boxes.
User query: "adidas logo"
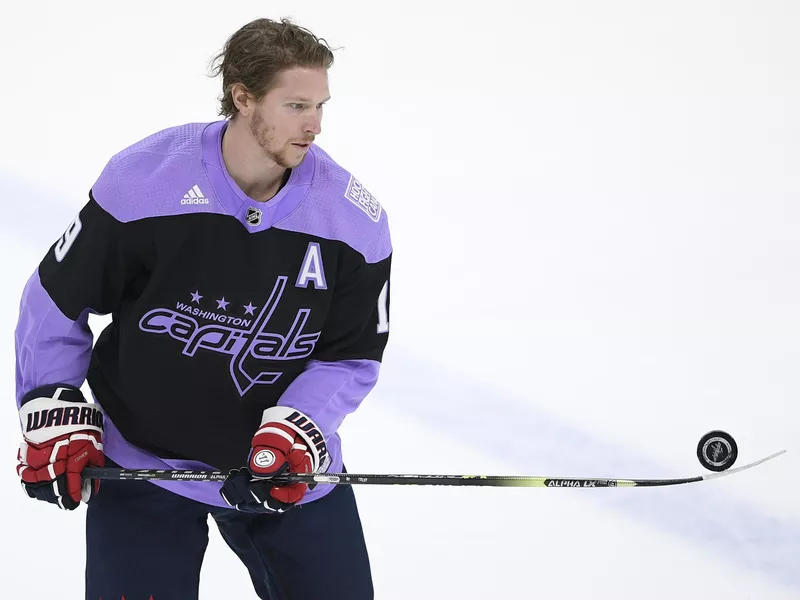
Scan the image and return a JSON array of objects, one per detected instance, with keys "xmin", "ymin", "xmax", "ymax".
[{"xmin": 181, "ymin": 185, "xmax": 210, "ymax": 205}]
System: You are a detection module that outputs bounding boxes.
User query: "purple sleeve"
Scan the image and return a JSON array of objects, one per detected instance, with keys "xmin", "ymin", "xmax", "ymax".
[
  {"xmin": 14, "ymin": 270, "xmax": 94, "ymax": 408},
  {"xmin": 276, "ymin": 228, "xmax": 391, "ymax": 436},
  {"xmin": 278, "ymin": 359, "xmax": 381, "ymax": 436},
  {"xmin": 16, "ymin": 158, "xmax": 143, "ymax": 410}
]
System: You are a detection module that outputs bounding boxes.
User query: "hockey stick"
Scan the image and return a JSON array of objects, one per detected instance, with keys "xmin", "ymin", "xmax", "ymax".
[{"xmin": 83, "ymin": 449, "xmax": 785, "ymax": 488}]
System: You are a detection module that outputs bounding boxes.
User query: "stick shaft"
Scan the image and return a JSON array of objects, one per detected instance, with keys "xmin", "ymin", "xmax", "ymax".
[{"xmin": 82, "ymin": 450, "xmax": 785, "ymax": 488}]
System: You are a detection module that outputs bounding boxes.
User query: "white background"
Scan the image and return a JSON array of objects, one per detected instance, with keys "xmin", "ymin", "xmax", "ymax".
[{"xmin": 1, "ymin": 1, "xmax": 798, "ymax": 598}]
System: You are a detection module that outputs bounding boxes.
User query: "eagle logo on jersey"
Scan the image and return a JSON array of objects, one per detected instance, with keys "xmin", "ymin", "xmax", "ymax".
[{"xmin": 138, "ymin": 276, "xmax": 321, "ymax": 396}]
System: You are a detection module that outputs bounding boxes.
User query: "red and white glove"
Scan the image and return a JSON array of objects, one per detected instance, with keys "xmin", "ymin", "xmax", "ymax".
[
  {"xmin": 17, "ymin": 384, "xmax": 104, "ymax": 510},
  {"xmin": 220, "ymin": 407, "xmax": 330, "ymax": 513}
]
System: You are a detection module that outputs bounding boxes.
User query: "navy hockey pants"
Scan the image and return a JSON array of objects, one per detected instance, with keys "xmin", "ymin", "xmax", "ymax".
[{"xmin": 85, "ymin": 461, "xmax": 373, "ymax": 600}]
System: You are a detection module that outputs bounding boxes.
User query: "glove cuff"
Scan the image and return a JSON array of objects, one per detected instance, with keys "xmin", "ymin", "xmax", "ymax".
[
  {"xmin": 20, "ymin": 384, "xmax": 84, "ymax": 407},
  {"xmin": 259, "ymin": 406, "xmax": 331, "ymax": 473},
  {"xmin": 19, "ymin": 384, "xmax": 104, "ymax": 445}
]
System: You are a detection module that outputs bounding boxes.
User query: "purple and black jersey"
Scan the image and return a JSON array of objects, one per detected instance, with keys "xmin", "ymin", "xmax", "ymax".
[{"xmin": 14, "ymin": 120, "xmax": 391, "ymax": 507}]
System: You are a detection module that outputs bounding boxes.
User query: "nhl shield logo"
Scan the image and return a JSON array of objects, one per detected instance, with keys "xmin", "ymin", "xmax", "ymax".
[{"xmin": 246, "ymin": 207, "xmax": 262, "ymax": 227}]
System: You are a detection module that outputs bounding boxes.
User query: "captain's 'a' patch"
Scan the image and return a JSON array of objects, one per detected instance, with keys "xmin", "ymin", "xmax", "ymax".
[{"xmin": 296, "ymin": 242, "xmax": 327, "ymax": 290}]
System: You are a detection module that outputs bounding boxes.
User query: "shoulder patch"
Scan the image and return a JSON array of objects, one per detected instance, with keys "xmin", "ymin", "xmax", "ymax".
[
  {"xmin": 275, "ymin": 145, "xmax": 391, "ymax": 263},
  {"xmin": 344, "ymin": 175, "xmax": 382, "ymax": 223}
]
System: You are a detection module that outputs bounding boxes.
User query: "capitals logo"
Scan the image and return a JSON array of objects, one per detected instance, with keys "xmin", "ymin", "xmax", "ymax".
[{"xmin": 138, "ymin": 276, "xmax": 320, "ymax": 396}]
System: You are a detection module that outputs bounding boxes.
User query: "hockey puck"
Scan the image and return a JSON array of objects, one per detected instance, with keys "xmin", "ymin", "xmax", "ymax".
[{"xmin": 696, "ymin": 430, "xmax": 738, "ymax": 472}]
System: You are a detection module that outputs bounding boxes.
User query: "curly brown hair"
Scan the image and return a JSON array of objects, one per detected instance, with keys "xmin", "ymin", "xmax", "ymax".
[{"xmin": 209, "ymin": 18, "xmax": 336, "ymax": 118}]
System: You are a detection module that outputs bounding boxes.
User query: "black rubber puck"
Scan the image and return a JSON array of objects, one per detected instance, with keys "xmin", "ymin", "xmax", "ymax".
[{"xmin": 697, "ymin": 430, "xmax": 738, "ymax": 472}]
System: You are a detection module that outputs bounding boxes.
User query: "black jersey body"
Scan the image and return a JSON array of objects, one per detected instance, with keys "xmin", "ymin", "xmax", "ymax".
[{"xmin": 15, "ymin": 121, "xmax": 391, "ymax": 505}]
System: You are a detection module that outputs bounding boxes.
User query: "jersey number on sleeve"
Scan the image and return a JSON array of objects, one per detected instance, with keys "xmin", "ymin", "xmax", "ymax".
[
  {"xmin": 54, "ymin": 214, "xmax": 83, "ymax": 263},
  {"xmin": 377, "ymin": 280, "xmax": 389, "ymax": 334}
]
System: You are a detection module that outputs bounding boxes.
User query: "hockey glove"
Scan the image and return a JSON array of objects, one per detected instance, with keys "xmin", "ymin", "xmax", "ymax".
[
  {"xmin": 220, "ymin": 406, "xmax": 330, "ymax": 514},
  {"xmin": 17, "ymin": 384, "xmax": 104, "ymax": 510}
]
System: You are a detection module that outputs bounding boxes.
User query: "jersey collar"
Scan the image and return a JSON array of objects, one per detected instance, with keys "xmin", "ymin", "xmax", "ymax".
[{"xmin": 201, "ymin": 120, "xmax": 315, "ymax": 232}]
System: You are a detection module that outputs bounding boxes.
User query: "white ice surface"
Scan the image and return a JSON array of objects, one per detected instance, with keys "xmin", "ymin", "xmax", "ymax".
[{"xmin": 1, "ymin": 1, "xmax": 798, "ymax": 598}]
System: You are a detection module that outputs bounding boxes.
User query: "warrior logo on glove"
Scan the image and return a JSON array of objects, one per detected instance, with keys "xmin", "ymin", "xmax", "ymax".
[
  {"xmin": 220, "ymin": 407, "xmax": 330, "ymax": 514},
  {"xmin": 24, "ymin": 402, "xmax": 104, "ymax": 432},
  {"xmin": 252, "ymin": 449, "xmax": 276, "ymax": 468},
  {"xmin": 17, "ymin": 384, "xmax": 105, "ymax": 510}
]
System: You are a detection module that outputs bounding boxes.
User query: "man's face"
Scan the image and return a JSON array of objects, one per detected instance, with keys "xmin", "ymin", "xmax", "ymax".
[{"xmin": 249, "ymin": 66, "xmax": 330, "ymax": 168}]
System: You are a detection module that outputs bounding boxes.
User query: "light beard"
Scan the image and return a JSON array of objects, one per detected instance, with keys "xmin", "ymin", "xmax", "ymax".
[{"xmin": 250, "ymin": 110, "xmax": 304, "ymax": 169}]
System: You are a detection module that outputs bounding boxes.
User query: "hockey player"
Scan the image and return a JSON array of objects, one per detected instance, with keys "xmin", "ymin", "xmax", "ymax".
[{"xmin": 14, "ymin": 17, "xmax": 390, "ymax": 600}]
